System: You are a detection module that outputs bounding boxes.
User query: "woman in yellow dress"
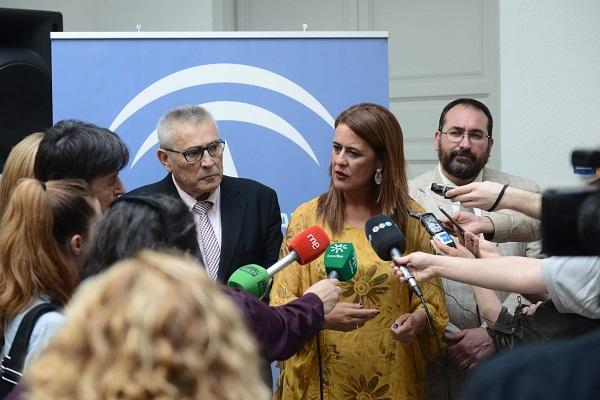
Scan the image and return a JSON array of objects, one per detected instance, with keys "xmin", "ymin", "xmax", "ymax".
[{"xmin": 271, "ymin": 103, "xmax": 448, "ymax": 399}]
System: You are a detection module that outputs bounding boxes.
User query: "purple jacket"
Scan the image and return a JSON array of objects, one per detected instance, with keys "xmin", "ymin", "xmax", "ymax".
[
  {"xmin": 4, "ymin": 384, "xmax": 24, "ymax": 400},
  {"xmin": 225, "ymin": 287, "xmax": 324, "ymax": 361}
]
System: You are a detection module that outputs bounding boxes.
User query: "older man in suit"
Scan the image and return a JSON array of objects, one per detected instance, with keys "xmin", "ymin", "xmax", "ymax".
[
  {"xmin": 409, "ymin": 98, "xmax": 543, "ymax": 399},
  {"xmin": 129, "ymin": 105, "xmax": 283, "ymax": 283}
]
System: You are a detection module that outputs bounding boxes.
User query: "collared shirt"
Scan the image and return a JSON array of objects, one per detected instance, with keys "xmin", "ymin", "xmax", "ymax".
[{"xmin": 172, "ymin": 175, "xmax": 222, "ymax": 262}]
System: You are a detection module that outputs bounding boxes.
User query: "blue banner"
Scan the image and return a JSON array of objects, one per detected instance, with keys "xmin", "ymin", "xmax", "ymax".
[{"xmin": 52, "ymin": 33, "xmax": 389, "ymax": 227}]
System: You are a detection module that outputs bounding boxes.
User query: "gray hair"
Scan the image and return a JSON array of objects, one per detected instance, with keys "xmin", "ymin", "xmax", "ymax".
[{"xmin": 156, "ymin": 105, "xmax": 218, "ymax": 148}]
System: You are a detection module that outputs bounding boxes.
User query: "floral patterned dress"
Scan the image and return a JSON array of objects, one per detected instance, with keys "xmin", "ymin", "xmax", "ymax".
[{"xmin": 271, "ymin": 197, "xmax": 448, "ymax": 400}]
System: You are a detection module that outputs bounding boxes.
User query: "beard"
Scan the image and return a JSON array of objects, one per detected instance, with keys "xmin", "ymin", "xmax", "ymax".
[{"xmin": 439, "ymin": 147, "xmax": 490, "ymax": 180}]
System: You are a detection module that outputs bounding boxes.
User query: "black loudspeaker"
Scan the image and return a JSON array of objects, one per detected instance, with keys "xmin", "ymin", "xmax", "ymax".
[{"xmin": 0, "ymin": 8, "xmax": 62, "ymax": 171}]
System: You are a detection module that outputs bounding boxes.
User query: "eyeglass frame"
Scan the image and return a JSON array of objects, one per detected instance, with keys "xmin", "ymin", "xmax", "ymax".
[
  {"xmin": 439, "ymin": 130, "xmax": 490, "ymax": 144},
  {"xmin": 162, "ymin": 139, "xmax": 226, "ymax": 163}
]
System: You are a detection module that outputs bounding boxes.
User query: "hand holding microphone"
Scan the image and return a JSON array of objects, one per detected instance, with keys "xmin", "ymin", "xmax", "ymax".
[
  {"xmin": 444, "ymin": 181, "xmax": 509, "ymax": 211},
  {"xmin": 391, "ymin": 252, "xmax": 440, "ymax": 284},
  {"xmin": 304, "ymin": 279, "xmax": 341, "ymax": 315},
  {"xmin": 228, "ymin": 225, "xmax": 330, "ymax": 297}
]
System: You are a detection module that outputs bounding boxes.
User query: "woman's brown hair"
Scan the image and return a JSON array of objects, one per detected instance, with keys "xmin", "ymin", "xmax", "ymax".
[
  {"xmin": 0, "ymin": 132, "xmax": 44, "ymax": 220},
  {"xmin": 317, "ymin": 103, "xmax": 410, "ymax": 233},
  {"xmin": 0, "ymin": 178, "xmax": 97, "ymax": 334}
]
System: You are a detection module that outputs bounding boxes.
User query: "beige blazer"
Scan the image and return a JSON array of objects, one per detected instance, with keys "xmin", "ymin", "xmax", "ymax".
[{"xmin": 409, "ymin": 165, "xmax": 543, "ymax": 399}]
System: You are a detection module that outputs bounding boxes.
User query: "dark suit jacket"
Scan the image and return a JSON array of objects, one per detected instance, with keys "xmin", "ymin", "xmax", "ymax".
[{"xmin": 128, "ymin": 174, "xmax": 283, "ymax": 283}]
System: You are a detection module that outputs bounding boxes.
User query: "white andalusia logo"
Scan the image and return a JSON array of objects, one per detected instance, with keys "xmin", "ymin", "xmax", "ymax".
[
  {"xmin": 330, "ymin": 243, "xmax": 347, "ymax": 253},
  {"xmin": 108, "ymin": 63, "xmax": 335, "ymax": 176}
]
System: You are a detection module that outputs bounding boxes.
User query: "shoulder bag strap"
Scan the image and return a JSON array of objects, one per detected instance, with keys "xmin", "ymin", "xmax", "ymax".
[{"xmin": 0, "ymin": 303, "xmax": 60, "ymax": 386}]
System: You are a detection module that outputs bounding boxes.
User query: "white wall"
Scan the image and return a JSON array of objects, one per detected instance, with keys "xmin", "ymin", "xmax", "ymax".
[
  {"xmin": 499, "ymin": 1, "xmax": 600, "ymax": 189},
  {"xmin": 0, "ymin": 0, "xmax": 215, "ymax": 31},
  {"xmin": 3, "ymin": 0, "xmax": 598, "ymax": 189},
  {"xmin": 230, "ymin": 0, "xmax": 500, "ymax": 179}
]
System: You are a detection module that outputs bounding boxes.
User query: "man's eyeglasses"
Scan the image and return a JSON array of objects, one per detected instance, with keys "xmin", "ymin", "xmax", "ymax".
[
  {"xmin": 163, "ymin": 139, "xmax": 226, "ymax": 163},
  {"xmin": 441, "ymin": 131, "xmax": 489, "ymax": 144}
]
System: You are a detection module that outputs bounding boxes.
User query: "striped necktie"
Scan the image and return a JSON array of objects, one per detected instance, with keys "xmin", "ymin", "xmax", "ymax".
[{"xmin": 193, "ymin": 200, "xmax": 220, "ymax": 281}]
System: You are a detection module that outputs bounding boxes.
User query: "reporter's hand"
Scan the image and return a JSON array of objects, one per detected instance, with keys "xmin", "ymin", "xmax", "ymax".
[
  {"xmin": 445, "ymin": 181, "xmax": 505, "ymax": 210},
  {"xmin": 462, "ymin": 231, "xmax": 501, "ymax": 259},
  {"xmin": 392, "ymin": 252, "xmax": 439, "ymax": 283},
  {"xmin": 430, "ymin": 237, "xmax": 475, "ymax": 259},
  {"xmin": 391, "ymin": 309, "xmax": 427, "ymax": 342},
  {"xmin": 323, "ymin": 302, "xmax": 379, "ymax": 331},
  {"xmin": 440, "ymin": 211, "xmax": 494, "ymax": 236},
  {"xmin": 304, "ymin": 279, "xmax": 342, "ymax": 314},
  {"xmin": 522, "ymin": 300, "xmax": 543, "ymax": 316}
]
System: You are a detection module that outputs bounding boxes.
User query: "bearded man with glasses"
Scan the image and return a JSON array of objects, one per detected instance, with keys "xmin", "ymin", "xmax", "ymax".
[
  {"xmin": 128, "ymin": 105, "xmax": 283, "ymax": 285},
  {"xmin": 409, "ymin": 98, "xmax": 543, "ymax": 399}
]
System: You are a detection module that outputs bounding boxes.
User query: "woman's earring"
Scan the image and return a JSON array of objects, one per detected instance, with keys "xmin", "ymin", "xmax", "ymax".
[{"xmin": 374, "ymin": 168, "xmax": 383, "ymax": 185}]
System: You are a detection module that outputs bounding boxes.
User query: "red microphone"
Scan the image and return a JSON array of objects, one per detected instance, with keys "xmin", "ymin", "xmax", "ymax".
[{"xmin": 267, "ymin": 226, "xmax": 330, "ymax": 275}]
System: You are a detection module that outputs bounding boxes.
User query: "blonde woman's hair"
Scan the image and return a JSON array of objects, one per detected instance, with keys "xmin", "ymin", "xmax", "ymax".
[
  {"xmin": 0, "ymin": 178, "xmax": 97, "ymax": 334},
  {"xmin": 25, "ymin": 250, "xmax": 270, "ymax": 400},
  {"xmin": 0, "ymin": 132, "xmax": 44, "ymax": 219}
]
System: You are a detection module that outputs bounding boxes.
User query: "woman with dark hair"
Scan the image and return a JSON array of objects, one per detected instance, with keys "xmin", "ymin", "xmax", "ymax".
[
  {"xmin": 270, "ymin": 103, "xmax": 448, "ymax": 399},
  {"xmin": 81, "ymin": 195, "xmax": 199, "ymax": 280},
  {"xmin": 0, "ymin": 179, "xmax": 99, "ymax": 382},
  {"xmin": 80, "ymin": 194, "xmax": 341, "ymax": 362}
]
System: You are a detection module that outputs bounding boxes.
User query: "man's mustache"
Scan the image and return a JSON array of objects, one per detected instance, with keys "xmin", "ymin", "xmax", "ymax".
[{"xmin": 450, "ymin": 149, "xmax": 476, "ymax": 161}]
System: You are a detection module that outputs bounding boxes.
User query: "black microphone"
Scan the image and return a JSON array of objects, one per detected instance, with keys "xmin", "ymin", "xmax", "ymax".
[{"xmin": 365, "ymin": 215, "xmax": 424, "ymax": 298}]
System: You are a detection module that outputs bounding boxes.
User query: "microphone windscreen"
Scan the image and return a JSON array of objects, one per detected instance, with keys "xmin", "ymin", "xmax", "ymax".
[
  {"xmin": 288, "ymin": 225, "xmax": 330, "ymax": 264},
  {"xmin": 324, "ymin": 242, "xmax": 358, "ymax": 282},
  {"xmin": 227, "ymin": 264, "xmax": 270, "ymax": 298},
  {"xmin": 365, "ymin": 214, "xmax": 406, "ymax": 260}
]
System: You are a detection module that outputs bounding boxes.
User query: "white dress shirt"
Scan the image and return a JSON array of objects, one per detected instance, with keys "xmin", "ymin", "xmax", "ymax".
[{"xmin": 172, "ymin": 175, "xmax": 222, "ymax": 265}]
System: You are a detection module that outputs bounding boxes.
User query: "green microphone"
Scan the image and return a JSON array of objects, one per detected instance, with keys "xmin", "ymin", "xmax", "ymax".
[
  {"xmin": 227, "ymin": 264, "xmax": 270, "ymax": 298},
  {"xmin": 228, "ymin": 226, "xmax": 331, "ymax": 297},
  {"xmin": 323, "ymin": 242, "xmax": 358, "ymax": 281}
]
